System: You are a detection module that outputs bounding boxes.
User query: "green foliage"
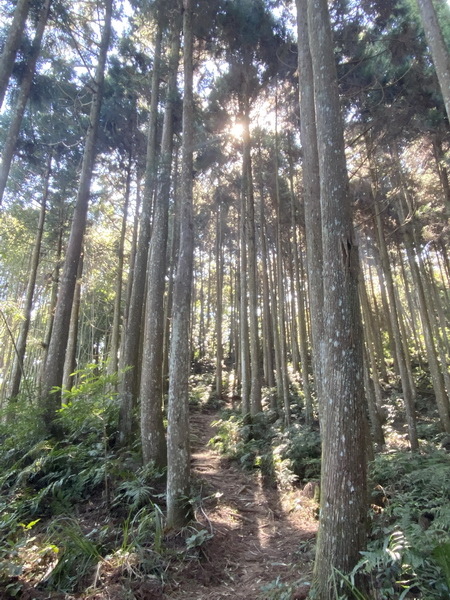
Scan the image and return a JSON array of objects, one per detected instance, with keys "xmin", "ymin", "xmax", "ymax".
[
  {"xmin": 45, "ymin": 517, "xmax": 102, "ymax": 592},
  {"xmin": 271, "ymin": 424, "xmax": 321, "ymax": 483},
  {"xmin": 209, "ymin": 410, "xmax": 321, "ymax": 488},
  {"xmin": 355, "ymin": 449, "xmax": 450, "ymax": 598},
  {"xmin": 185, "ymin": 528, "xmax": 213, "ymax": 550},
  {"xmin": 0, "ymin": 366, "xmax": 167, "ymax": 594},
  {"xmin": 0, "ymin": 368, "xmax": 121, "ymax": 530},
  {"xmin": 112, "ymin": 462, "xmax": 165, "ymax": 512}
]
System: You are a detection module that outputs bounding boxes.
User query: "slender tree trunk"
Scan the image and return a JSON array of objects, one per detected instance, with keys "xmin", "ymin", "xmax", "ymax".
[
  {"xmin": 366, "ymin": 263, "xmax": 388, "ymax": 382},
  {"xmin": 296, "ymin": 0, "xmax": 324, "ymax": 408},
  {"xmin": 431, "ymin": 135, "xmax": 450, "ymax": 215},
  {"xmin": 239, "ymin": 193, "xmax": 251, "ymax": 415},
  {"xmin": 392, "ymin": 144, "xmax": 450, "ymax": 433},
  {"xmin": 373, "ymin": 204, "xmax": 419, "ymax": 450},
  {"xmin": 40, "ymin": 208, "xmax": 64, "ymax": 387},
  {"xmin": 360, "ymin": 280, "xmax": 386, "ymax": 447},
  {"xmin": 0, "ymin": 0, "xmax": 31, "ymax": 108},
  {"xmin": 163, "ymin": 149, "xmax": 180, "ymax": 392},
  {"xmin": 416, "ymin": 0, "xmax": 450, "ymax": 121},
  {"xmin": 62, "ymin": 253, "xmax": 83, "ymax": 391},
  {"xmin": 241, "ymin": 108, "xmax": 262, "ymax": 416},
  {"xmin": 274, "ymin": 98, "xmax": 290, "ymax": 424},
  {"xmin": 108, "ymin": 143, "xmax": 134, "ymax": 377},
  {"xmin": 0, "ymin": 0, "xmax": 51, "ymax": 205},
  {"xmin": 256, "ymin": 155, "xmax": 275, "ymax": 389},
  {"xmin": 118, "ymin": 21, "xmax": 162, "ymax": 445},
  {"xmin": 215, "ymin": 203, "xmax": 224, "ymax": 399},
  {"xmin": 398, "ymin": 211, "xmax": 450, "ymax": 433},
  {"xmin": 166, "ymin": 0, "xmax": 194, "ymax": 529},
  {"xmin": 122, "ymin": 178, "xmax": 141, "ymax": 329},
  {"xmin": 397, "ymin": 244, "xmax": 425, "ymax": 361},
  {"xmin": 140, "ymin": 13, "xmax": 181, "ymax": 467},
  {"xmin": 287, "ymin": 143, "xmax": 313, "ymax": 421},
  {"xmin": 7, "ymin": 154, "xmax": 50, "ymax": 399},
  {"xmin": 40, "ymin": 0, "xmax": 113, "ymax": 427},
  {"xmin": 269, "ymin": 247, "xmax": 283, "ymax": 412},
  {"xmin": 306, "ymin": 0, "xmax": 368, "ymax": 593}
]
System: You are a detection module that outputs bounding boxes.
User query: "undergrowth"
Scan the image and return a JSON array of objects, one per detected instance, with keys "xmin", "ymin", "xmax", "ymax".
[
  {"xmin": 209, "ymin": 408, "xmax": 321, "ymax": 489},
  {"xmin": 210, "ymin": 402, "xmax": 450, "ymax": 599},
  {"xmin": 0, "ymin": 366, "xmax": 171, "ymax": 597}
]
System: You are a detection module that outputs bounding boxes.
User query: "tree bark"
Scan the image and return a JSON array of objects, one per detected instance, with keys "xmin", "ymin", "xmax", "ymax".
[
  {"xmin": 140, "ymin": 12, "xmax": 181, "ymax": 467},
  {"xmin": 0, "ymin": 0, "xmax": 31, "ymax": 108},
  {"xmin": 108, "ymin": 140, "xmax": 134, "ymax": 378},
  {"xmin": 40, "ymin": 0, "xmax": 113, "ymax": 427},
  {"xmin": 241, "ymin": 109, "xmax": 262, "ymax": 416},
  {"xmin": 118, "ymin": 21, "xmax": 163, "ymax": 445},
  {"xmin": 416, "ymin": 0, "xmax": 450, "ymax": 121},
  {"xmin": 7, "ymin": 153, "xmax": 50, "ymax": 399},
  {"xmin": 0, "ymin": 0, "xmax": 51, "ymax": 205},
  {"xmin": 296, "ymin": 0, "xmax": 324, "ymax": 408},
  {"xmin": 306, "ymin": 0, "xmax": 368, "ymax": 593},
  {"xmin": 166, "ymin": 0, "xmax": 194, "ymax": 529},
  {"xmin": 215, "ymin": 203, "xmax": 224, "ymax": 399},
  {"xmin": 62, "ymin": 252, "xmax": 83, "ymax": 391}
]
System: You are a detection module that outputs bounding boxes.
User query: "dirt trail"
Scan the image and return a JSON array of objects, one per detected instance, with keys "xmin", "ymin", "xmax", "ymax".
[{"xmin": 168, "ymin": 409, "xmax": 318, "ymax": 600}]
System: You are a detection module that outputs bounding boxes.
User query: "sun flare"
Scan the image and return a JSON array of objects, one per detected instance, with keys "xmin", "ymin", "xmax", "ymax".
[{"xmin": 229, "ymin": 122, "xmax": 244, "ymax": 139}]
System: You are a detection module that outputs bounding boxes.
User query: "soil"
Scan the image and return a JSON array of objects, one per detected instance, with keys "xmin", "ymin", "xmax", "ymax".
[
  {"xmin": 164, "ymin": 407, "xmax": 318, "ymax": 600},
  {"xmin": 5, "ymin": 406, "xmax": 318, "ymax": 600}
]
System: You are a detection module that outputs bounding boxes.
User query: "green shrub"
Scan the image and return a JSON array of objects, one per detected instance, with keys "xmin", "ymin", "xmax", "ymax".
[{"xmin": 358, "ymin": 449, "xmax": 450, "ymax": 598}]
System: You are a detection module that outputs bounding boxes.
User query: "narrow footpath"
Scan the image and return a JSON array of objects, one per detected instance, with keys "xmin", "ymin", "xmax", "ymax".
[{"xmin": 168, "ymin": 408, "xmax": 318, "ymax": 600}]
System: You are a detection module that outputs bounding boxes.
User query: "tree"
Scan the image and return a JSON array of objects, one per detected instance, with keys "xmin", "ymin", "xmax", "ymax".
[
  {"xmin": 0, "ymin": 0, "xmax": 31, "ymax": 108},
  {"xmin": 416, "ymin": 0, "xmax": 450, "ymax": 121},
  {"xmin": 140, "ymin": 5, "xmax": 182, "ymax": 467},
  {"xmin": 0, "ymin": 0, "xmax": 52, "ymax": 205},
  {"xmin": 7, "ymin": 154, "xmax": 51, "ymax": 400},
  {"xmin": 40, "ymin": 0, "xmax": 113, "ymax": 427},
  {"xmin": 166, "ymin": 0, "xmax": 194, "ymax": 529},
  {"xmin": 118, "ymin": 17, "xmax": 163, "ymax": 446},
  {"xmin": 296, "ymin": 0, "xmax": 324, "ymax": 409},
  {"xmin": 304, "ymin": 0, "xmax": 368, "ymax": 595}
]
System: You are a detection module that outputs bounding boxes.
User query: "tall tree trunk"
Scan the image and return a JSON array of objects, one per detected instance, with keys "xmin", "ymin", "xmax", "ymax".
[
  {"xmin": 166, "ymin": 0, "xmax": 194, "ymax": 529},
  {"xmin": 287, "ymin": 141, "xmax": 313, "ymax": 422},
  {"xmin": 40, "ymin": 206, "xmax": 64, "ymax": 387},
  {"xmin": 62, "ymin": 252, "xmax": 83, "ymax": 391},
  {"xmin": 431, "ymin": 134, "xmax": 450, "ymax": 215},
  {"xmin": 215, "ymin": 203, "xmax": 224, "ymax": 399},
  {"xmin": 392, "ymin": 143, "xmax": 450, "ymax": 433},
  {"xmin": 0, "ymin": 0, "xmax": 51, "ymax": 205},
  {"xmin": 40, "ymin": 0, "xmax": 113, "ymax": 427},
  {"xmin": 256, "ymin": 155, "xmax": 275, "ymax": 389},
  {"xmin": 296, "ymin": 0, "xmax": 324, "ymax": 407},
  {"xmin": 163, "ymin": 150, "xmax": 180, "ymax": 392},
  {"xmin": 241, "ymin": 107, "xmax": 261, "ymax": 416},
  {"xmin": 0, "ymin": 0, "xmax": 31, "ymax": 108},
  {"xmin": 140, "ymin": 12, "xmax": 181, "ymax": 467},
  {"xmin": 397, "ymin": 206, "xmax": 450, "ymax": 433},
  {"xmin": 360, "ymin": 280, "xmax": 386, "ymax": 447},
  {"xmin": 416, "ymin": 0, "xmax": 450, "ymax": 121},
  {"xmin": 108, "ymin": 142, "xmax": 134, "ymax": 377},
  {"xmin": 269, "ymin": 248, "xmax": 283, "ymax": 413},
  {"xmin": 118, "ymin": 21, "xmax": 163, "ymax": 445},
  {"xmin": 306, "ymin": 0, "xmax": 368, "ymax": 593},
  {"xmin": 373, "ymin": 203, "xmax": 419, "ymax": 450},
  {"xmin": 367, "ymin": 263, "xmax": 388, "ymax": 382},
  {"xmin": 7, "ymin": 154, "xmax": 50, "ymax": 399},
  {"xmin": 239, "ymin": 193, "xmax": 251, "ymax": 415}
]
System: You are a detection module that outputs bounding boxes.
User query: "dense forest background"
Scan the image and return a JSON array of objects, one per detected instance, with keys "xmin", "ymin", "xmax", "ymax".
[{"xmin": 1, "ymin": 0, "xmax": 450, "ymax": 598}]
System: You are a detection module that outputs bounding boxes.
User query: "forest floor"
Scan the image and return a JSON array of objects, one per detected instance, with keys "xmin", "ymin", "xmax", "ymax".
[
  {"xmin": 9, "ymin": 403, "xmax": 319, "ymax": 600},
  {"xmin": 164, "ymin": 406, "xmax": 318, "ymax": 600}
]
